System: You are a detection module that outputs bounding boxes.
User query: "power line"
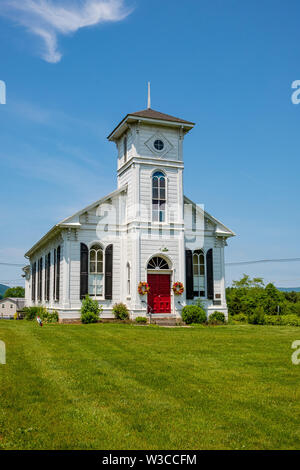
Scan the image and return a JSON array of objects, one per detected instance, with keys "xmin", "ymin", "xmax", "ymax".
[
  {"xmin": 226, "ymin": 258, "xmax": 300, "ymax": 266},
  {"xmin": 1, "ymin": 257, "xmax": 300, "ymax": 268},
  {"xmin": 0, "ymin": 262, "xmax": 25, "ymax": 267}
]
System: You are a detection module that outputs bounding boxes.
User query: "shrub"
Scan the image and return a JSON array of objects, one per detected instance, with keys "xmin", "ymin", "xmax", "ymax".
[
  {"xmin": 81, "ymin": 311, "xmax": 99, "ymax": 324},
  {"xmin": 182, "ymin": 305, "xmax": 206, "ymax": 325},
  {"xmin": 288, "ymin": 302, "xmax": 300, "ymax": 316},
  {"xmin": 231, "ymin": 313, "xmax": 248, "ymax": 323},
  {"xmin": 80, "ymin": 296, "xmax": 101, "ymax": 324},
  {"xmin": 264, "ymin": 315, "xmax": 283, "ymax": 326},
  {"xmin": 42, "ymin": 311, "xmax": 59, "ymax": 324},
  {"xmin": 248, "ymin": 306, "xmax": 265, "ymax": 325},
  {"xmin": 264, "ymin": 314, "xmax": 300, "ymax": 326},
  {"xmin": 281, "ymin": 314, "xmax": 300, "ymax": 327},
  {"xmin": 81, "ymin": 295, "xmax": 101, "ymax": 316},
  {"xmin": 135, "ymin": 316, "xmax": 147, "ymax": 324},
  {"xmin": 112, "ymin": 303, "xmax": 129, "ymax": 320},
  {"xmin": 208, "ymin": 311, "xmax": 226, "ymax": 325},
  {"xmin": 23, "ymin": 306, "xmax": 48, "ymax": 321}
]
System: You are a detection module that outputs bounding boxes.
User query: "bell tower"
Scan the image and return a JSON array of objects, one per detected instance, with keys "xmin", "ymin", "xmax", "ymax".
[{"xmin": 107, "ymin": 96, "xmax": 195, "ymax": 225}]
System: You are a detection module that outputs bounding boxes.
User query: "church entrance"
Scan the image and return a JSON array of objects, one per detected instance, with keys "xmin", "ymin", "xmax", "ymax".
[
  {"xmin": 147, "ymin": 274, "xmax": 171, "ymax": 314},
  {"xmin": 147, "ymin": 256, "xmax": 172, "ymax": 314}
]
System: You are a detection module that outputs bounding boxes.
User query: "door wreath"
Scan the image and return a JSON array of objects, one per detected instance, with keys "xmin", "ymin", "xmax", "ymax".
[
  {"xmin": 138, "ymin": 282, "xmax": 150, "ymax": 295},
  {"xmin": 172, "ymin": 282, "xmax": 184, "ymax": 296}
]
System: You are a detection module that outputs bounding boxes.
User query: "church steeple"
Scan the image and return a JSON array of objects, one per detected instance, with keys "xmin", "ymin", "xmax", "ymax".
[{"xmin": 107, "ymin": 100, "xmax": 195, "ymax": 225}]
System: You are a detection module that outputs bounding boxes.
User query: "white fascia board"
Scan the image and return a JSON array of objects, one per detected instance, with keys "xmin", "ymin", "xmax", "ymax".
[
  {"xmin": 59, "ymin": 185, "xmax": 127, "ymax": 225},
  {"xmin": 25, "ymin": 185, "xmax": 128, "ymax": 258},
  {"xmin": 108, "ymin": 116, "xmax": 194, "ymax": 141},
  {"xmin": 184, "ymin": 195, "xmax": 236, "ymax": 237}
]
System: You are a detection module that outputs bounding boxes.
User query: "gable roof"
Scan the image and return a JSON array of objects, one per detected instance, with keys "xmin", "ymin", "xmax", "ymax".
[
  {"xmin": 108, "ymin": 108, "xmax": 195, "ymax": 141},
  {"xmin": 184, "ymin": 195, "xmax": 236, "ymax": 238},
  {"xmin": 0, "ymin": 298, "xmax": 25, "ymax": 310},
  {"xmin": 25, "ymin": 185, "xmax": 127, "ymax": 258},
  {"xmin": 130, "ymin": 108, "xmax": 195, "ymax": 125}
]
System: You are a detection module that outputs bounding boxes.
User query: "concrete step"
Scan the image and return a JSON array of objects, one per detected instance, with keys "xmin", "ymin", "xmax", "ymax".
[{"xmin": 151, "ymin": 316, "xmax": 177, "ymax": 326}]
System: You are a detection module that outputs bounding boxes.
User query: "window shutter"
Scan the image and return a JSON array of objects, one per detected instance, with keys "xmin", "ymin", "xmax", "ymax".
[
  {"xmin": 206, "ymin": 249, "xmax": 214, "ymax": 300},
  {"xmin": 38, "ymin": 258, "xmax": 43, "ymax": 301},
  {"xmin": 56, "ymin": 246, "xmax": 61, "ymax": 301},
  {"xmin": 46, "ymin": 253, "xmax": 50, "ymax": 301},
  {"xmin": 32, "ymin": 262, "xmax": 36, "ymax": 302},
  {"xmin": 80, "ymin": 243, "xmax": 89, "ymax": 300},
  {"xmin": 44, "ymin": 255, "xmax": 47, "ymax": 301},
  {"xmin": 185, "ymin": 250, "xmax": 194, "ymax": 300},
  {"xmin": 105, "ymin": 244, "xmax": 113, "ymax": 300},
  {"xmin": 53, "ymin": 248, "xmax": 56, "ymax": 300}
]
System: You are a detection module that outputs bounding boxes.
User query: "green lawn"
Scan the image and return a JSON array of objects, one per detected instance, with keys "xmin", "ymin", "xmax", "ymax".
[{"xmin": 0, "ymin": 321, "xmax": 299, "ymax": 450}]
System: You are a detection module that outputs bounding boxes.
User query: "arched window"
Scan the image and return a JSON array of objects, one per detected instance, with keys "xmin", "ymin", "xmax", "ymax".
[
  {"xmin": 127, "ymin": 262, "xmax": 131, "ymax": 296},
  {"xmin": 123, "ymin": 136, "xmax": 127, "ymax": 163},
  {"xmin": 89, "ymin": 244, "xmax": 104, "ymax": 297},
  {"xmin": 193, "ymin": 249, "xmax": 205, "ymax": 297},
  {"xmin": 147, "ymin": 256, "xmax": 169, "ymax": 270},
  {"xmin": 152, "ymin": 171, "xmax": 166, "ymax": 222}
]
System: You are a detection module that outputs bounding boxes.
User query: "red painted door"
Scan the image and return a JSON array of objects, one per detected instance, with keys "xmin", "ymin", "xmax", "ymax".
[{"xmin": 147, "ymin": 274, "xmax": 171, "ymax": 314}]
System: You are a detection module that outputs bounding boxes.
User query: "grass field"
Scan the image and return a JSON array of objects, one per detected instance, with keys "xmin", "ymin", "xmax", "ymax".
[{"xmin": 0, "ymin": 321, "xmax": 299, "ymax": 450}]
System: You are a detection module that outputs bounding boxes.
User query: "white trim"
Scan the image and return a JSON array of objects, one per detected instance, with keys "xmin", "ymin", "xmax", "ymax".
[
  {"xmin": 184, "ymin": 195, "xmax": 235, "ymax": 237},
  {"xmin": 25, "ymin": 185, "xmax": 127, "ymax": 258}
]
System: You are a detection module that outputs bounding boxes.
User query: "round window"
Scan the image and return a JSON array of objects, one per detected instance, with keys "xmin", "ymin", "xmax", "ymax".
[{"xmin": 154, "ymin": 139, "xmax": 164, "ymax": 151}]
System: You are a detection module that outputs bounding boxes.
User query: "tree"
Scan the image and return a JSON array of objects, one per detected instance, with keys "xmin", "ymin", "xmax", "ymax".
[
  {"xmin": 226, "ymin": 276, "xmax": 294, "ymax": 317},
  {"xmin": 4, "ymin": 286, "xmax": 25, "ymax": 298}
]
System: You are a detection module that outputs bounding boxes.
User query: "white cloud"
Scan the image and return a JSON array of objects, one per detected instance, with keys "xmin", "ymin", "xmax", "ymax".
[{"xmin": 0, "ymin": 0, "xmax": 132, "ymax": 63}]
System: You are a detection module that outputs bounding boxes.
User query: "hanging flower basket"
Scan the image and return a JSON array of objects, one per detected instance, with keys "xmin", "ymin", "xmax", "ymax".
[
  {"xmin": 138, "ymin": 282, "xmax": 150, "ymax": 296},
  {"xmin": 172, "ymin": 282, "xmax": 184, "ymax": 296}
]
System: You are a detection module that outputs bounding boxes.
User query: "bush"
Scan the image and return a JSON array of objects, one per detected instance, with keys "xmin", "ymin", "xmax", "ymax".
[
  {"xmin": 42, "ymin": 311, "xmax": 59, "ymax": 324},
  {"xmin": 81, "ymin": 295, "xmax": 101, "ymax": 316},
  {"xmin": 248, "ymin": 306, "xmax": 265, "ymax": 325},
  {"xmin": 22, "ymin": 306, "xmax": 59, "ymax": 323},
  {"xmin": 80, "ymin": 296, "xmax": 101, "ymax": 324},
  {"xmin": 208, "ymin": 311, "xmax": 226, "ymax": 325},
  {"xmin": 281, "ymin": 314, "xmax": 300, "ymax": 327},
  {"xmin": 135, "ymin": 316, "xmax": 147, "ymax": 324},
  {"xmin": 182, "ymin": 305, "xmax": 207, "ymax": 325},
  {"xmin": 112, "ymin": 303, "xmax": 129, "ymax": 320},
  {"xmin": 231, "ymin": 313, "xmax": 248, "ymax": 323},
  {"xmin": 264, "ymin": 314, "xmax": 300, "ymax": 326},
  {"xmin": 23, "ymin": 306, "xmax": 48, "ymax": 321},
  {"xmin": 264, "ymin": 315, "xmax": 283, "ymax": 326},
  {"xmin": 288, "ymin": 302, "xmax": 300, "ymax": 316},
  {"xmin": 81, "ymin": 311, "xmax": 99, "ymax": 324}
]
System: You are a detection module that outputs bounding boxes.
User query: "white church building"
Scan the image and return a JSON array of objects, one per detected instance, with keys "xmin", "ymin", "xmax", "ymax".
[{"xmin": 24, "ymin": 102, "xmax": 235, "ymax": 322}]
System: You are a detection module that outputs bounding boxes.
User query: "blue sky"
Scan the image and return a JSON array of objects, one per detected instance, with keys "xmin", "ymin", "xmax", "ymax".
[{"xmin": 0, "ymin": 0, "xmax": 300, "ymax": 288}]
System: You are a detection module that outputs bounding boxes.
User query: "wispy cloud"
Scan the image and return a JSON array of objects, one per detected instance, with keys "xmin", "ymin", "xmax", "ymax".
[{"xmin": 0, "ymin": 0, "xmax": 132, "ymax": 63}]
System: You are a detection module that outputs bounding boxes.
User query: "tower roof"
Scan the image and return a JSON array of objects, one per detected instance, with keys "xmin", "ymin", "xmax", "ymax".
[
  {"xmin": 107, "ymin": 107, "xmax": 195, "ymax": 141},
  {"xmin": 129, "ymin": 108, "xmax": 195, "ymax": 125}
]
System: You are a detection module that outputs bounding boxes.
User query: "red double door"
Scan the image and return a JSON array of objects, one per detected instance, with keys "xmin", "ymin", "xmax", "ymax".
[{"xmin": 147, "ymin": 274, "xmax": 171, "ymax": 314}]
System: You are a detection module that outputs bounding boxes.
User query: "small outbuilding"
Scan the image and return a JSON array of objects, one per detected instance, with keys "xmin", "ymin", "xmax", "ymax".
[{"xmin": 0, "ymin": 298, "xmax": 25, "ymax": 319}]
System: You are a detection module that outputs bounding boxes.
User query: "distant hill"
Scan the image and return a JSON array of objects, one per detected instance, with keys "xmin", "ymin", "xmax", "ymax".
[
  {"xmin": 278, "ymin": 287, "xmax": 300, "ymax": 292},
  {"xmin": 0, "ymin": 284, "xmax": 10, "ymax": 297}
]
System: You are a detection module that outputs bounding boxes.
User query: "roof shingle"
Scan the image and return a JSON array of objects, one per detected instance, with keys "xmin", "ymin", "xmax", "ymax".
[{"xmin": 129, "ymin": 108, "xmax": 194, "ymax": 125}]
